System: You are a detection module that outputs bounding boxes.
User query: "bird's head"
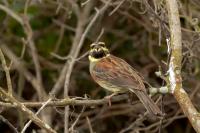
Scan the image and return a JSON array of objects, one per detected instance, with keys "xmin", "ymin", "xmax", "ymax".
[{"xmin": 89, "ymin": 42, "xmax": 110, "ymax": 62}]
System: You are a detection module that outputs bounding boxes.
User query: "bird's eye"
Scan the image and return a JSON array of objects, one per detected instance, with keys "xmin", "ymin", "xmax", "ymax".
[{"xmin": 99, "ymin": 44, "xmax": 105, "ymax": 47}]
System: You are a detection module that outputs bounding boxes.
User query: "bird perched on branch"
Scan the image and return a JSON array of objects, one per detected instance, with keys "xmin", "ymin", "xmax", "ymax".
[{"xmin": 88, "ymin": 42, "xmax": 162, "ymax": 116}]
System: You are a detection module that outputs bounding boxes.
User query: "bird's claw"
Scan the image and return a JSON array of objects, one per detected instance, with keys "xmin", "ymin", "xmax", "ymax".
[{"xmin": 104, "ymin": 93, "xmax": 117, "ymax": 106}]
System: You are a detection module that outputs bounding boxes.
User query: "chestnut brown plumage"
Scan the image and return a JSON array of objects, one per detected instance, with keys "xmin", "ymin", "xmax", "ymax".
[{"xmin": 89, "ymin": 42, "xmax": 162, "ymax": 116}]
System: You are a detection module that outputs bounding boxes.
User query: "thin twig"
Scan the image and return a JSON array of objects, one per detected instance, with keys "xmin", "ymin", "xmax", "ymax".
[
  {"xmin": 51, "ymin": 51, "xmax": 89, "ymax": 61},
  {"xmin": 24, "ymin": 0, "xmax": 31, "ymax": 15},
  {"xmin": 53, "ymin": 13, "xmax": 68, "ymax": 53},
  {"xmin": 0, "ymin": 48, "xmax": 13, "ymax": 95},
  {"xmin": 22, "ymin": 15, "xmax": 46, "ymax": 99},
  {"xmin": 86, "ymin": 117, "xmax": 94, "ymax": 133},
  {"xmin": 50, "ymin": 52, "xmax": 70, "ymax": 60},
  {"xmin": 20, "ymin": 38, "xmax": 27, "ymax": 59},
  {"xmin": 75, "ymin": 51, "xmax": 89, "ymax": 61},
  {"xmin": 53, "ymin": 19, "xmax": 75, "ymax": 32},
  {"xmin": 81, "ymin": 0, "xmax": 91, "ymax": 6},
  {"xmin": 138, "ymin": 115, "xmax": 185, "ymax": 132},
  {"xmin": 0, "ymin": 87, "xmax": 56, "ymax": 133},
  {"xmin": 109, "ymin": 0, "xmax": 126, "ymax": 16},
  {"xmin": 119, "ymin": 112, "xmax": 148, "ymax": 133},
  {"xmin": 0, "ymin": 3, "xmax": 47, "ymax": 100},
  {"xmin": 69, "ymin": 106, "xmax": 86, "ymax": 132},
  {"xmin": 0, "ymin": 44, "xmax": 46, "ymax": 99},
  {"xmin": 0, "ymin": 4, "xmax": 23, "ymax": 25},
  {"xmin": 21, "ymin": 98, "xmax": 52, "ymax": 133},
  {"xmin": 95, "ymin": 28, "xmax": 104, "ymax": 42},
  {"xmin": 0, "ymin": 115, "xmax": 19, "ymax": 133}
]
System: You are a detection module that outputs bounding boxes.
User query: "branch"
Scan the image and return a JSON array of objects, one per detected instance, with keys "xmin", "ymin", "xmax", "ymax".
[
  {"xmin": 0, "ymin": 44, "xmax": 46, "ymax": 99},
  {"xmin": 0, "ymin": 115, "xmax": 18, "ymax": 133},
  {"xmin": 166, "ymin": 0, "xmax": 200, "ymax": 132},
  {"xmin": 0, "ymin": 48, "xmax": 13, "ymax": 95},
  {"xmin": 0, "ymin": 95, "xmax": 128, "ymax": 108},
  {"xmin": 0, "ymin": 87, "xmax": 56, "ymax": 133},
  {"xmin": 21, "ymin": 98, "xmax": 52, "ymax": 133},
  {"xmin": 0, "ymin": 3, "xmax": 47, "ymax": 100},
  {"xmin": 0, "ymin": 4, "xmax": 23, "ymax": 25},
  {"xmin": 22, "ymin": 15, "xmax": 46, "ymax": 99},
  {"xmin": 63, "ymin": 1, "xmax": 111, "ymax": 132}
]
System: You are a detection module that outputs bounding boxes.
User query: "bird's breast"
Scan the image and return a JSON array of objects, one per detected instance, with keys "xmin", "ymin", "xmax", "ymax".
[
  {"xmin": 90, "ymin": 63, "xmax": 126, "ymax": 93},
  {"xmin": 97, "ymin": 81, "xmax": 127, "ymax": 93}
]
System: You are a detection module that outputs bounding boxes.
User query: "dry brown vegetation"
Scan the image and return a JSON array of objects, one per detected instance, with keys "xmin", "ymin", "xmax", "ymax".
[{"xmin": 0, "ymin": 0, "xmax": 200, "ymax": 133}]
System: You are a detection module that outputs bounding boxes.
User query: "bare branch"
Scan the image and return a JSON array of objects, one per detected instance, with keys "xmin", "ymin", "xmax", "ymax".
[
  {"xmin": 0, "ymin": 4, "xmax": 23, "ymax": 25},
  {"xmin": 0, "ymin": 48, "xmax": 13, "ymax": 95},
  {"xmin": 0, "ymin": 115, "xmax": 18, "ymax": 133},
  {"xmin": 69, "ymin": 106, "xmax": 86, "ymax": 132},
  {"xmin": 63, "ymin": 1, "xmax": 111, "ymax": 132},
  {"xmin": 22, "ymin": 15, "xmax": 46, "ymax": 100},
  {"xmin": 0, "ymin": 95, "xmax": 128, "ymax": 108},
  {"xmin": 86, "ymin": 117, "xmax": 94, "ymax": 133},
  {"xmin": 21, "ymin": 98, "xmax": 52, "ymax": 133},
  {"xmin": 166, "ymin": 0, "xmax": 200, "ymax": 132},
  {"xmin": 0, "ymin": 44, "xmax": 47, "ymax": 99},
  {"xmin": 0, "ymin": 87, "xmax": 56, "ymax": 133}
]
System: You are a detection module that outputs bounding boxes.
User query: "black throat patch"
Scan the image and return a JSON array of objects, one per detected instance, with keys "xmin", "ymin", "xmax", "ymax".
[{"xmin": 91, "ymin": 49, "xmax": 107, "ymax": 59}]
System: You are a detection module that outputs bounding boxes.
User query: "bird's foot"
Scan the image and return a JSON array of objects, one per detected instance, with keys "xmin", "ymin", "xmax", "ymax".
[{"xmin": 104, "ymin": 93, "xmax": 117, "ymax": 106}]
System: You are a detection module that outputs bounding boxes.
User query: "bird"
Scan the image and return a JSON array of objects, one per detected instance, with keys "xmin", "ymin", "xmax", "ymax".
[{"xmin": 88, "ymin": 42, "xmax": 162, "ymax": 116}]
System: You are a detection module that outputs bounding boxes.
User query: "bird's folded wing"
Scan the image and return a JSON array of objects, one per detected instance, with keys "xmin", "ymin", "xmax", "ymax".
[{"xmin": 92, "ymin": 55, "xmax": 146, "ymax": 91}]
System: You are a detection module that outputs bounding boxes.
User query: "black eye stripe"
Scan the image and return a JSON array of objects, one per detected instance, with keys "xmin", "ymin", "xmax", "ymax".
[{"xmin": 99, "ymin": 44, "xmax": 105, "ymax": 47}]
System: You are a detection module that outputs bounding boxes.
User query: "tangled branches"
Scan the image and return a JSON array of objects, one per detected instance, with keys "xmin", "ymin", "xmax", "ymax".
[{"xmin": 0, "ymin": 0, "xmax": 200, "ymax": 133}]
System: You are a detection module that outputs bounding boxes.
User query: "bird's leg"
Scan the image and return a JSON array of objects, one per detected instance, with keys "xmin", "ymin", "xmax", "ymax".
[{"xmin": 104, "ymin": 92, "xmax": 118, "ymax": 106}]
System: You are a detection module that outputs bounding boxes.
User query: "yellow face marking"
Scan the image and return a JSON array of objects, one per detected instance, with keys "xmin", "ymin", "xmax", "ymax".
[{"xmin": 101, "ymin": 47, "xmax": 109, "ymax": 52}]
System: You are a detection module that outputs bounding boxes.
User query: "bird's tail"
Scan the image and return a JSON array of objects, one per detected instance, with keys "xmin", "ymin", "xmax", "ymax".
[{"xmin": 130, "ymin": 89, "xmax": 163, "ymax": 116}]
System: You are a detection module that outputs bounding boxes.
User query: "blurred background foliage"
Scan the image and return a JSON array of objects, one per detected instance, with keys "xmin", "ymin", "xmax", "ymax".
[{"xmin": 0, "ymin": 0, "xmax": 200, "ymax": 132}]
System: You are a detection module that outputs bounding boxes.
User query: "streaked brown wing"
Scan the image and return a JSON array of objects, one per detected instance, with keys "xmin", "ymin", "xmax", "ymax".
[{"xmin": 92, "ymin": 55, "xmax": 146, "ymax": 91}]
